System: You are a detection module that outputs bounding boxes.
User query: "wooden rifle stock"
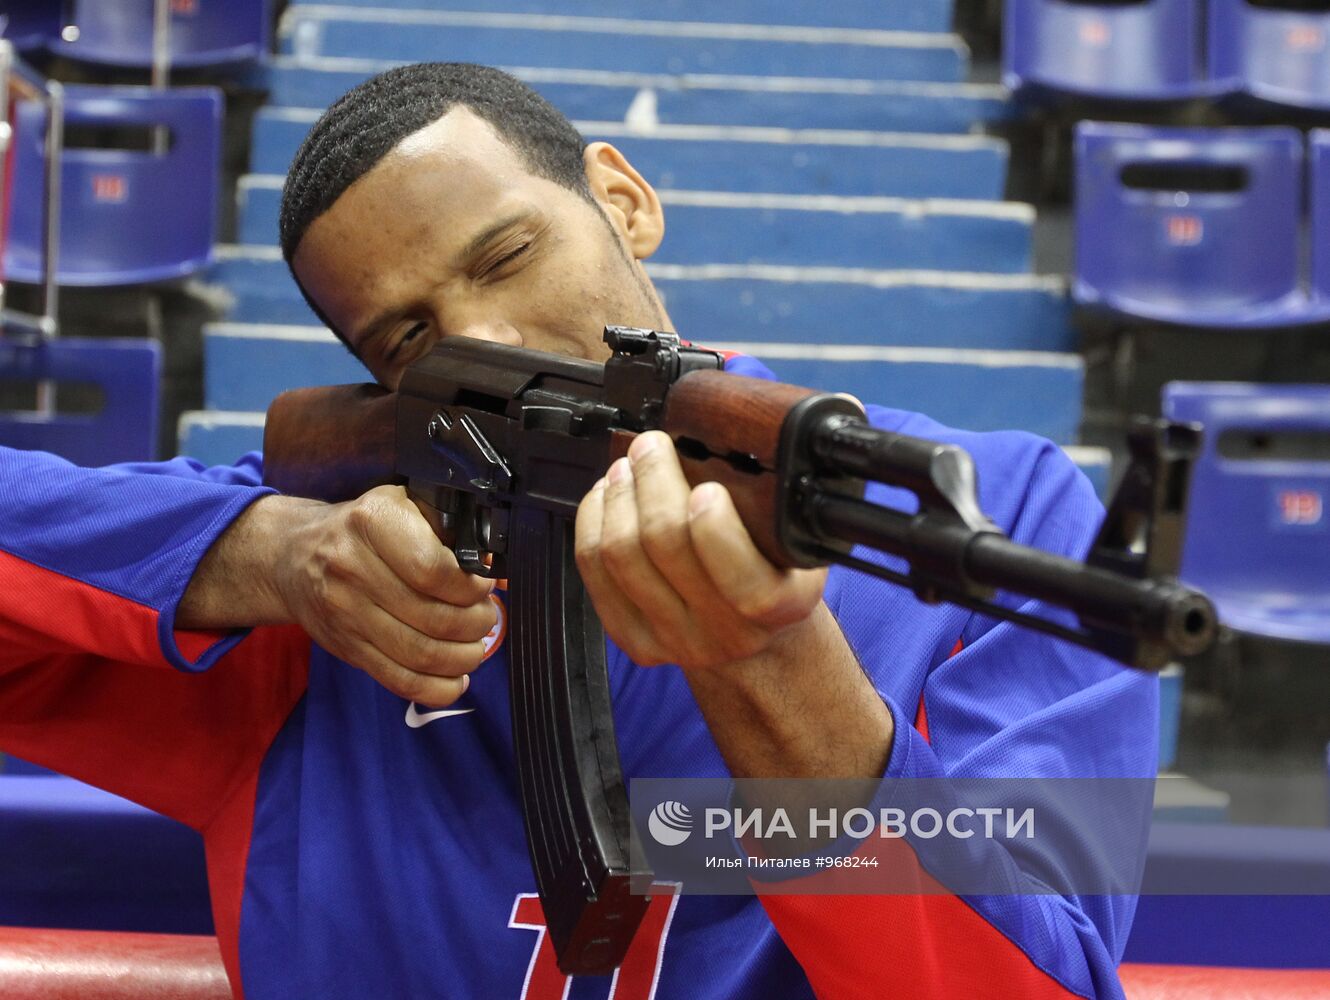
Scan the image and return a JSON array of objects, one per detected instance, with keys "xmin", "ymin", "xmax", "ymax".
[{"xmin": 263, "ymin": 384, "xmax": 400, "ymax": 501}]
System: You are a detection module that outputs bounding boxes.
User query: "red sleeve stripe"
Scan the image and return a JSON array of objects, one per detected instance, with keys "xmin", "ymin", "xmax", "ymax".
[
  {"xmin": 204, "ymin": 770, "xmax": 262, "ymax": 997},
  {"xmin": 757, "ymin": 883, "xmax": 1086, "ymax": 999},
  {"xmin": 913, "ymin": 695, "xmax": 930, "ymax": 744},
  {"xmin": 754, "ymin": 835, "xmax": 1086, "ymax": 998},
  {"xmin": 0, "ymin": 549, "xmax": 172, "ymax": 669},
  {"xmin": 174, "ymin": 627, "xmax": 235, "ymax": 664},
  {"xmin": 199, "ymin": 626, "xmax": 312, "ymax": 1000},
  {"xmin": 913, "ymin": 637, "xmax": 963, "ymax": 745},
  {"xmin": 677, "ymin": 339, "xmax": 741, "ymax": 363},
  {"xmin": 0, "ymin": 548, "xmax": 231, "ymax": 670}
]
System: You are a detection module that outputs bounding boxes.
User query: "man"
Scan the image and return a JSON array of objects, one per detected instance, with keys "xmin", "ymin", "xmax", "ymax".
[{"xmin": 0, "ymin": 64, "xmax": 1154, "ymax": 999}]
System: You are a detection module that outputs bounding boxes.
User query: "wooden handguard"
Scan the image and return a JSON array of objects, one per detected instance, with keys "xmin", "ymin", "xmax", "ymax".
[{"xmin": 661, "ymin": 370, "xmax": 818, "ymax": 568}]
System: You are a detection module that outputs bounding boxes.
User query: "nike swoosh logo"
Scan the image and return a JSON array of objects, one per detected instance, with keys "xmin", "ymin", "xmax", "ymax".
[{"xmin": 405, "ymin": 701, "xmax": 476, "ymax": 729}]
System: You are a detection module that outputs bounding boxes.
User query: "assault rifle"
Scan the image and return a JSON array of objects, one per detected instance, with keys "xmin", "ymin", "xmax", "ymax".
[{"xmin": 263, "ymin": 327, "xmax": 1217, "ymax": 976}]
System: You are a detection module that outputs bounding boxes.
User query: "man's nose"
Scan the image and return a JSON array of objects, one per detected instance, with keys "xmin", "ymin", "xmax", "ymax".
[{"xmin": 449, "ymin": 319, "xmax": 524, "ymax": 348}]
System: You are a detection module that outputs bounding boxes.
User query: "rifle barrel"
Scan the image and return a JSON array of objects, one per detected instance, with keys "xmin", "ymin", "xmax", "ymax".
[{"xmin": 807, "ymin": 490, "xmax": 1216, "ymax": 659}]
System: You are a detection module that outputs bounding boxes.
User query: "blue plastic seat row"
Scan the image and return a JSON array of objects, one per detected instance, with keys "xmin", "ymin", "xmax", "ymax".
[
  {"xmin": 246, "ymin": 107, "xmax": 1009, "ymax": 201},
  {"xmin": 280, "ymin": 0, "xmax": 955, "ymax": 34},
  {"xmin": 254, "ymin": 59, "xmax": 1012, "ymax": 135},
  {"xmin": 278, "ymin": 8, "xmax": 969, "ymax": 84},
  {"xmin": 1006, "ymin": 0, "xmax": 1330, "ymax": 111},
  {"xmin": 1074, "ymin": 122, "xmax": 1330, "ymax": 328},
  {"xmin": 3, "ymin": 0, "xmax": 270, "ymax": 69}
]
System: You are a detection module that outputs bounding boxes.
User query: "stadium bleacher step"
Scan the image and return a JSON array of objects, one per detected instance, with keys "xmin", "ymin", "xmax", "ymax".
[
  {"xmin": 248, "ymin": 108, "xmax": 1010, "ymax": 200},
  {"xmin": 278, "ymin": 7, "xmax": 969, "ymax": 83},
  {"xmin": 195, "ymin": 322, "xmax": 1085, "ymax": 444},
  {"xmin": 282, "ymin": 0, "xmax": 956, "ymax": 34},
  {"xmin": 177, "ymin": 411, "xmax": 268, "ymax": 468},
  {"xmin": 209, "ymin": 247, "xmax": 1073, "ymax": 351},
  {"xmin": 652, "ymin": 267, "xmax": 1074, "ymax": 352},
  {"xmin": 234, "ymin": 184, "xmax": 1035, "ymax": 272},
  {"xmin": 255, "ymin": 58, "xmax": 1012, "ymax": 134}
]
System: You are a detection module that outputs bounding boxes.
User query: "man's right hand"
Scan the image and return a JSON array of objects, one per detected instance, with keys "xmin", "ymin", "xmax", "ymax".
[{"xmin": 179, "ymin": 486, "xmax": 497, "ymax": 707}]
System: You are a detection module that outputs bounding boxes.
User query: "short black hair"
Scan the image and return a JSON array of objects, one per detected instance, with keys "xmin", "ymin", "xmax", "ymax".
[{"xmin": 278, "ymin": 62, "xmax": 592, "ymax": 339}]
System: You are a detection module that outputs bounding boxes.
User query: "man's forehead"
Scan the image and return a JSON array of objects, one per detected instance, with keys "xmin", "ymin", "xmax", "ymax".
[
  {"xmin": 384, "ymin": 105, "xmax": 523, "ymax": 172},
  {"xmin": 332, "ymin": 108, "xmax": 529, "ymax": 225},
  {"xmin": 295, "ymin": 108, "xmax": 540, "ymax": 265}
]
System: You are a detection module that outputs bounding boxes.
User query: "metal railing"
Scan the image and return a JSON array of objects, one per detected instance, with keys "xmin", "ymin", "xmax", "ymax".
[{"xmin": 0, "ymin": 39, "xmax": 65, "ymax": 343}]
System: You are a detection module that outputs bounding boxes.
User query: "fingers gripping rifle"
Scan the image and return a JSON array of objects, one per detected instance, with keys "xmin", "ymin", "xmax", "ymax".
[{"xmin": 262, "ymin": 327, "xmax": 1218, "ymax": 976}]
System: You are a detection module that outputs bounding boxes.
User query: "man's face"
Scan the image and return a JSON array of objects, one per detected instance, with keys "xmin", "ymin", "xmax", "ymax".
[{"xmin": 292, "ymin": 107, "xmax": 668, "ymax": 389}]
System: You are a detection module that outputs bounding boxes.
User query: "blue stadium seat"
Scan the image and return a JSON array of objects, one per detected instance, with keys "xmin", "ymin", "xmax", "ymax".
[
  {"xmin": 0, "ymin": 337, "xmax": 161, "ymax": 465},
  {"xmin": 50, "ymin": 0, "xmax": 270, "ymax": 68},
  {"xmin": 0, "ymin": 775, "xmax": 212, "ymax": 934},
  {"xmin": 280, "ymin": 0, "xmax": 954, "ymax": 33},
  {"xmin": 254, "ymin": 61, "xmax": 1012, "ymax": 135},
  {"xmin": 247, "ymin": 109, "xmax": 1009, "ymax": 200},
  {"xmin": 4, "ymin": 85, "xmax": 222, "ymax": 286},
  {"xmin": 1163, "ymin": 382, "xmax": 1330, "ymax": 644},
  {"xmin": 1073, "ymin": 122, "xmax": 1306, "ymax": 326},
  {"xmin": 1, "ymin": 2, "xmax": 68, "ymax": 52},
  {"xmin": 279, "ymin": 9, "xmax": 967, "ymax": 83},
  {"xmin": 1210, "ymin": 0, "xmax": 1330, "ymax": 112},
  {"xmin": 1003, "ymin": 0, "xmax": 1211, "ymax": 102}
]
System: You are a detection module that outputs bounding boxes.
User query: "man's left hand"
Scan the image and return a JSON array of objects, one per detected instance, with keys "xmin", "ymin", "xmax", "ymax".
[{"xmin": 574, "ymin": 430, "xmax": 827, "ymax": 672}]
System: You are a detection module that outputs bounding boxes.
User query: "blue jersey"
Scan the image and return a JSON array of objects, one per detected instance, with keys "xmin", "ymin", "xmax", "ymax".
[{"xmin": 0, "ymin": 356, "xmax": 1156, "ymax": 999}]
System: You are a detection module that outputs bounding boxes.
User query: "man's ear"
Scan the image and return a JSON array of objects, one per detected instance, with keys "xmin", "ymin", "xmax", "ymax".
[{"xmin": 583, "ymin": 141, "xmax": 664, "ymax": 259}]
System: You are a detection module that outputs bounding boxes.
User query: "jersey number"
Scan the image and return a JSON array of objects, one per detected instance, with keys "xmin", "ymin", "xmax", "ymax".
[{"xmin": 508, "ymin": 885, "xmax": 680, "ymax": 1000}]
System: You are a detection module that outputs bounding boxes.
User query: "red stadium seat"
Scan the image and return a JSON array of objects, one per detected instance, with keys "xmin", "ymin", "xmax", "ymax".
[
  {"xmin": 0, "ymin": 927, "xmax": 232, "ymax": 999},
  {"xmin": 1120, "ymin": 963, "xmax": 1330, "ymax": 999},
  {"xmin": 3, "ymin": 929, "xmax": 1329, "ymax": 997}
]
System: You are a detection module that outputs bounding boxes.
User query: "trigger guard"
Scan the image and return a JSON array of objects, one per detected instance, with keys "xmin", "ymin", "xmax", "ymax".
[{"xmin": 454, "ymin": 503, "xmax": 502, "ymax": 578}]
